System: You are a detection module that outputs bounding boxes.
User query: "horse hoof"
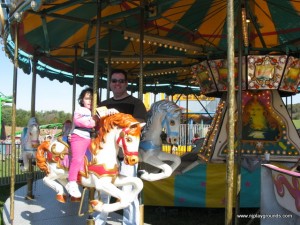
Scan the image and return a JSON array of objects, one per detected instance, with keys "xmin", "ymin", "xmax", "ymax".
[
  {"xmin": 56, "ymin": 194, "xmax": 67, "ymax": 203},
  {"xmin": 90, "ymin": 200, "xmax": 103, "ymax": 211},
  {"xmin": 70, "ymin": 196, "xmax": 81, "ymax": 202}
]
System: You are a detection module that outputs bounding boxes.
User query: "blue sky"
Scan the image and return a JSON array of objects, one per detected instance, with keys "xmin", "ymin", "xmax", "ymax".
[{"xmin": 0, "ymin": 50, "xmax": 86, "ymax": 113}]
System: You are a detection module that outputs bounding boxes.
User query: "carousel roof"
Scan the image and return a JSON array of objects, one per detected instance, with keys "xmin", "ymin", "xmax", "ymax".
[{"xmin": 0, "ymin": 0, "xmax": 300, "ymax": 95}]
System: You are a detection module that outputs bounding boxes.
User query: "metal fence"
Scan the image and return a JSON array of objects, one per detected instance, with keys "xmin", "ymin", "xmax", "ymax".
[
  {"xmin": 0, "ymin": 143, "xmax": 44, "ymax": 186},
  {"xmin": 179, "ymin": 123, "xmax": 210, "ymax": 146}
]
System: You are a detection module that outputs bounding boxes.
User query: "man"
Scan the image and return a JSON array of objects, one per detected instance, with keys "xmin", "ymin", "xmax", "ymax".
[{"xmin": 95, "ymin": 69, "xmax": 147, "ymax": 225}]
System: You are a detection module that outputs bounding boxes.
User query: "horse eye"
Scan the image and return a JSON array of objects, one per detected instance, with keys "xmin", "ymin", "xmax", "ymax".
[
  {"xmin": 170, "ymin": 120, "xmax": 175, "ymax": 126},
  {"xmin": 126, "ymin": 137, "xmax": 132, "ymax": 142}
]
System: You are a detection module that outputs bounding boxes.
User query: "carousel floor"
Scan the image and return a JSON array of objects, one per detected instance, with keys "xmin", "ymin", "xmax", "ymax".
[{"xmin": 3, "ymin": 179, "xmax": 148, "ymax": 225}]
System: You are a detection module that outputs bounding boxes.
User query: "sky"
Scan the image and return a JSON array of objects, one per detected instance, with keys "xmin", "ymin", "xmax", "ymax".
[{"xmin": 0, "ymin": 49, "xmax": 87, "ymax": 113}]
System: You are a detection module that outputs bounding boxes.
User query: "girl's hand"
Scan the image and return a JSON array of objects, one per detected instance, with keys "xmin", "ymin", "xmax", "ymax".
[{"xmin": 92, "ymin": 115, "xmax": 100, "ymax": 123}]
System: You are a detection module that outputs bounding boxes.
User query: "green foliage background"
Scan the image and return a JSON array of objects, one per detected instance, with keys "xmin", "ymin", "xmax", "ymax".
[
  {"xmin": 2, "ymin": 103, "xmax": 300, "ymax": 127},
  {"xmin": 1, "ymin": 105, "xmax": 72, "ymax": 127},
  {"xmin": 287, "ymin": 103, "xmax": 300, "ymax": 120}
]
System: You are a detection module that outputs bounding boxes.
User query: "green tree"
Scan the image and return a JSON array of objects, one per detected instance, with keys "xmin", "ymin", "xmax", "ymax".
[{"xmin": 1, "ymin": 106, "xmax": 71, "ymax": 127}]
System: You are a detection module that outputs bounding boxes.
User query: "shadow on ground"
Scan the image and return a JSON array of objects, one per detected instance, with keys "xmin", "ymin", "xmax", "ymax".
[{"xmin": 143, "ymin": 206, "xmax": 260, "ymax": 225}]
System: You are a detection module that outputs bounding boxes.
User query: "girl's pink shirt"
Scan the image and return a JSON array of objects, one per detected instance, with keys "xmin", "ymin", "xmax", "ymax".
[{"xmin": 73, "ymin": 106, "xmax": 96, "ymax": 128}]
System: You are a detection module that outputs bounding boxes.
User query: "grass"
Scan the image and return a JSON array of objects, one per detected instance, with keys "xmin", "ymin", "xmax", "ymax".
[{"xmin": 0, "ymin": 183, "xmax": 260, "ymax": 225}]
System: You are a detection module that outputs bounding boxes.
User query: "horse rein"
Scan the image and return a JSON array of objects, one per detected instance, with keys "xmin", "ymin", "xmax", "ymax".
[{"xmin": 116, "ymin": 128, "xmax": 139, "ymax": 158}]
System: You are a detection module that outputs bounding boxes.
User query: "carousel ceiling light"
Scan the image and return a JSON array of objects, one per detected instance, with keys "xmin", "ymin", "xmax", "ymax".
[
  {"xmin": 123, "ymin": 31, "xmax": 202, "ymax": 54},
  {"xmin": 31, "ymin": 0, "xmax": 42, "ymax": 12},
  {"xmin": 104, "ymin": 55, "xmax": 185, "ymax": 64},
  {"xmin": 143, "ymin": 67, "xmax": 189, "ymax": 77},
  {"xmin": 241, "ymin": 7, "xmax": 249, "ymax": 47}
]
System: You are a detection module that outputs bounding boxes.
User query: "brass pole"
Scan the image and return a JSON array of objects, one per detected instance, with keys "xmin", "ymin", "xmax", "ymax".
[
  {"xmin": 31, "ymin": 57, "xmax": 37, "ymax": 117},
  {"xmin": 138, "ymin": 0, "xmax": 144, "ymax": 100},
  {"xmin": 139, "ymin": 1, "xmax": 145, "ymax": 225},
  {"xmin": 87, "ymin": 1, "xmax": 102, "ymax": 224},
  {"xmin": 234, "ymin": 1, "xmax": 245, "ymax": 224},
  {"xmin": 92, "ymin": 0, "xmax": 101, "ymax": 116},
  {"xmin": 25, "ymin": 55, "xmax": 38, "ymax": 200},
  {"xmin": 106, "ymin": 29, "xmax": 112, "ymax": 100},
  {"xmin": 72, "ymin": 45, "xmax": 78, "ymax": 119},
  {"xmin": 225, "ymin": 0, "xmax": 235, "ymax": 224},
  {"xmin": 10, "ymin": 21, "xmax": 19, "ymax": 224}
]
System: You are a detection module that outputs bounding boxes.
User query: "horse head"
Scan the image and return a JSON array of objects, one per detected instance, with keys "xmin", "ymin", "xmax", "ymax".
[
  {"xmin": 159, "ymin": 101, "xmax": 181, "ymax": 145},
  {"xmin": 26, "ymin": 117, "xmax": 40, "ymax": 149},
  {"xmin": 117, "ymin": 121, "xmax": 145, "ymax": 165},
  {"xmin": 91, "ymin": 113, "xmax": 145, "ymax": 165}
]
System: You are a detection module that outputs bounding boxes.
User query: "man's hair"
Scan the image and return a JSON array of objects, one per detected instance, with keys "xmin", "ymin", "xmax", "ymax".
[{"xmin": 110, "ymin": 69, "xmax": 128, "ymax": 80}]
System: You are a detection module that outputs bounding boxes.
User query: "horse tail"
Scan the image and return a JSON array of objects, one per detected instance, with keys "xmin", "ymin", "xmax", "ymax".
[{"xmin": 36, "ymin": 141, "xmax": 50, "ymax": 174}]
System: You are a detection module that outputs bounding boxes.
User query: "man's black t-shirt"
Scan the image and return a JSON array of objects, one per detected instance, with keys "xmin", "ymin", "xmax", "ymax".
[{"xmin": 99, "ymin": 95, "xmax": 147, "ymax": 122}]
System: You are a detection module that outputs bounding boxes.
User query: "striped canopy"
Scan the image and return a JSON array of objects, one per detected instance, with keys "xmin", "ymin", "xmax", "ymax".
[{"xmin": 1, "ymin": 0, "xmax": 300, "ymax": 95}]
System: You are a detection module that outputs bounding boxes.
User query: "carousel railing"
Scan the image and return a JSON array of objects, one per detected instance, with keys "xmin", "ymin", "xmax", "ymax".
[
  {"xmin": 0, "ymin": 143, "xmax": 44, "ymax": 186},
  {"xmin": 162, "ymin": 123, "xmax": 210, "ymax": 156}
]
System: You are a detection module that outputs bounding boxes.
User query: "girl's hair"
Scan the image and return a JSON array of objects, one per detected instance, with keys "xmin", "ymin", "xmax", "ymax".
[{"xmin": 78, "ymin": 87, "xmax": 93, "ymax": 107}]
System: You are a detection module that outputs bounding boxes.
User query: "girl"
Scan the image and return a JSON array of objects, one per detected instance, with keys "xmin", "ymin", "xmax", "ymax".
[{"xmin": 66, "ymin": 87, "xmax": 117, "ymax": 198}]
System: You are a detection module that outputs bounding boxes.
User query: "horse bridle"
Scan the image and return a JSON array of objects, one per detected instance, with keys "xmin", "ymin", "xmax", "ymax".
[
  {"xmin": 116, "ymin": 127, "xmax": 139, "ymax": 158},
  {"xmin": 161, "ymin": 112, "xmax": 179, "ymax": 136}
]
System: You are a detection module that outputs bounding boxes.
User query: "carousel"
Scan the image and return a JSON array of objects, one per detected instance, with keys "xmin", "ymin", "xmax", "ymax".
[{"xmin": 1, "ymin": 1, "xmax": 300, "ymax": 225}]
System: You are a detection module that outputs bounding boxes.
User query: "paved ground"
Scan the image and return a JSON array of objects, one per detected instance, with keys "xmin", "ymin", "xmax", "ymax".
[{"xmin": 3, "ymin": 179, "xmax": 142, "ymax": 225}]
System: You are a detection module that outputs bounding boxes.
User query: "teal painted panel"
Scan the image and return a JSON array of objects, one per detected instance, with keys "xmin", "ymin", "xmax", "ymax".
[
  {"xmin": 240, "ymin": 166, "xmax": 261, "ymax": 207},
  {"xmin": 174, "ymin": 163, "xmax": 207, "ymax": 207}
]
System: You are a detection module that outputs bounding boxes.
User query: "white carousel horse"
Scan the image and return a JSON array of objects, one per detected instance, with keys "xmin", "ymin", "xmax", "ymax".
[
  {"xmin": 139, "ymin": 100, "xmax": 182, "ymax": 181},
  {"xmin": 36, "ymin": 113, "xmax": 145, "ymax": 213},
  {"xmin": 19, "ymin": 117, "xmax": 40, "ymax": 172}
]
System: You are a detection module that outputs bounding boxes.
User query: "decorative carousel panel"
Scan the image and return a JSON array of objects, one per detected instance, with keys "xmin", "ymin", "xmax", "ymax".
[
  {"xmin": 279, "ymin": 56, "xmax": 300, "ymax": 93},
  {"xmin": 208, "ymin": 57, "xmax": 246, "ymax": 92},
  {"xmin": 211, "ymin": 90, "xmax": 300, "ymax": 162},
  {"xmin": 263, "ymin": 164, "xmax": 300, "ymax": 216},
  {"xmin": 247, "ymin": 55, "xmax": 287, "ymax": 90},
  {"xmin": 191, "ymin": 61, "xmax": 217, "ymax": 95}
]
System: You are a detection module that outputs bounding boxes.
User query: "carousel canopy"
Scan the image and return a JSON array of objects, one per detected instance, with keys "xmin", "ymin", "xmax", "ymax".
[{"xmin": 0, "ymin": 0, "xmax": 300, "ymax": 95}]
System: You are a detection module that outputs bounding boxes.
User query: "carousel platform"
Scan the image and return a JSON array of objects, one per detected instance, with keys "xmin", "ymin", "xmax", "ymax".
[{"xmin": 3, "ymin": 179, "xmax": 146, "ymax": 225}]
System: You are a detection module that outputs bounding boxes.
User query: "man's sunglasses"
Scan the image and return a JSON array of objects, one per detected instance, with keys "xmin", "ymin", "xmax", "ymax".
[{"xmin": 111, "ymin": 79, "xmax": 126, "ymax": 84}]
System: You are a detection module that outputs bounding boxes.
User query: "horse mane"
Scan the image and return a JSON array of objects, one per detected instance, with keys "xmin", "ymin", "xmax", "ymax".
[
  {"xmin": 142, "ymin": 100, "xmax": 181, "ymax": 138},
  {"xmin": 90, "ymin": 113, "xmax": 141, "ymax": 155}
]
